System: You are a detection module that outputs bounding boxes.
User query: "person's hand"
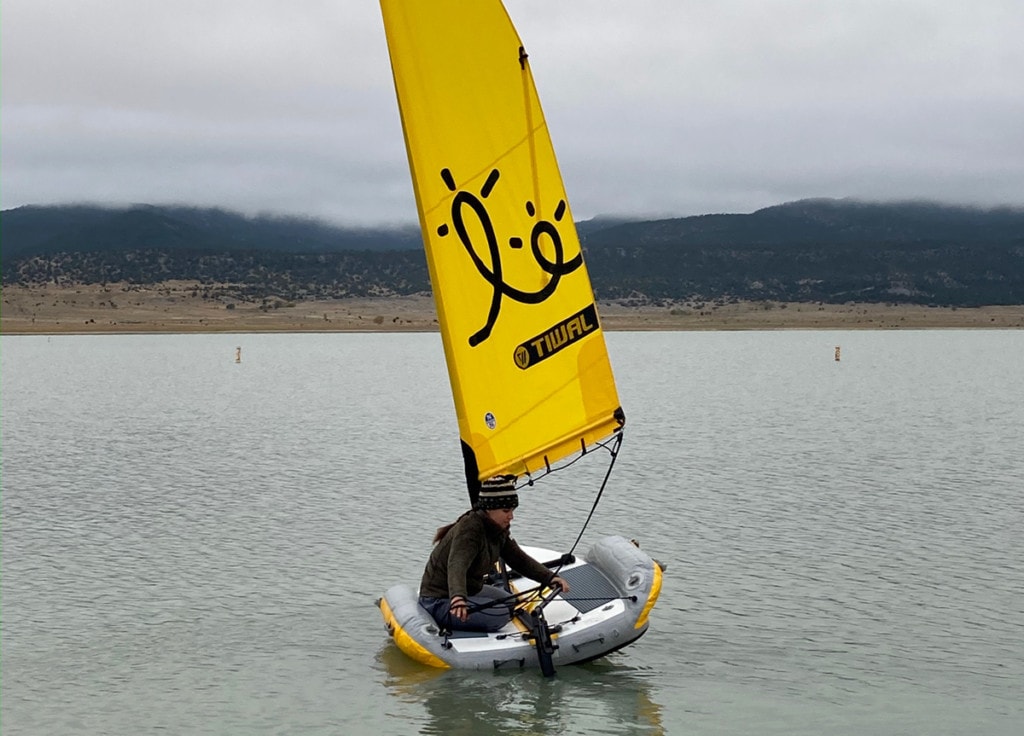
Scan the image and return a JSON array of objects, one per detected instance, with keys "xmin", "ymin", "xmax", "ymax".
[
  {"xmin": 550, "ymin": 576, "xmax": 570, "ymax": 593},
  {"xmin": 449, "ymin": 595, "xmax": 469, "ymax": 622}
]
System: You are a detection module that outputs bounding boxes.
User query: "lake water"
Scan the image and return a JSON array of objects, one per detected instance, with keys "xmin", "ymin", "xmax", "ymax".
[{"xmin": 2, "ymin": 330, "xmax": 1022, "ymax": 735}]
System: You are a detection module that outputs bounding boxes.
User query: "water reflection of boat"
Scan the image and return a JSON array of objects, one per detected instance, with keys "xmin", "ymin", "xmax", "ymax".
[{"xmin": 377, "ymin": 645, "xmax": 665, "ymax": 735}]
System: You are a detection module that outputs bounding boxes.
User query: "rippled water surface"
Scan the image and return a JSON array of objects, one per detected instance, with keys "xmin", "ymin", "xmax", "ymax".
[{"xmin": 3, "ymin": 330, "xmax": 1022, "ymax": 735}]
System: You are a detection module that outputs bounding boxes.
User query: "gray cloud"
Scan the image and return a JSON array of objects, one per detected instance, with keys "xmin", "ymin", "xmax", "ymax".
[{"xmin": 3, "ymin": 0, "xmax": 1022, "ymax": 226}]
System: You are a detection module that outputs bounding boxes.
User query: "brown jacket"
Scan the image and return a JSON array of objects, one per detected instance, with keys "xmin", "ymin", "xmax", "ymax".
[{"xmin": 419, "ymin": 510, "xmax": 555, "ymax": 599}]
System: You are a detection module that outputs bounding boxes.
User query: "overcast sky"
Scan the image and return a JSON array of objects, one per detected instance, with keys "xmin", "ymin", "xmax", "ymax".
[{"xmin": 3, "ymin": 0, "xmax": 1022, "ymax": 226}]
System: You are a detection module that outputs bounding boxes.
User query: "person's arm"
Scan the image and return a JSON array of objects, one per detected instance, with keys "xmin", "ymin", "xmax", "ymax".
[{"xmin": 502, "ymin": 537, "xmax": 570, "ymax": 592}]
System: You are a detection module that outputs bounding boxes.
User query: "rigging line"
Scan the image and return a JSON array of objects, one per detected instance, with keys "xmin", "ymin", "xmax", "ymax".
[
  {"xmin": 515, "ymin": 431, "xmax": 622, "ymax": 488},
  {"xmin": 462, "ymin": 584, "xmax": 547, "ymax": 615},
  {"xmin": 461, "ymin": 576, "xmax": 573, "ymax": 616},
  {"xmin": 565, "ymin": 431, "xmax": 624, "ymax": 558}
]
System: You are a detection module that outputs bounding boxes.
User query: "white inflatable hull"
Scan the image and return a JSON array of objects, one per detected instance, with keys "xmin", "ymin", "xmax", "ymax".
[{"xmin": 378, "ymin": 535, "xmax": 663, "ymax": 670}]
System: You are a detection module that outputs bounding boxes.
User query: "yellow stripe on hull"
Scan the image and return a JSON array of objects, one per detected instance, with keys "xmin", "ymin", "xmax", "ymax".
[
  {"xmin": 379, "ymin": 596, "xmax": 450, "ymax": 669},
  {"xmin": 634, "ymin": 561, "xmax": 663, "ymax": 630}
]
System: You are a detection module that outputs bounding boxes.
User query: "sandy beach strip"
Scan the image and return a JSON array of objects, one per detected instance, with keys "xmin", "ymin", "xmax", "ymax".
[{"xmin": 2, "ymin": 283, "xmax": 1022, "ymax": 334}]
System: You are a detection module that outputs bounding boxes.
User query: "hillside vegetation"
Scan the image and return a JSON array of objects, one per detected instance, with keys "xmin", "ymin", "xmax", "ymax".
[{"xmin": 3, "ymin": 199, "xmax": 1022, "ymax": 306}]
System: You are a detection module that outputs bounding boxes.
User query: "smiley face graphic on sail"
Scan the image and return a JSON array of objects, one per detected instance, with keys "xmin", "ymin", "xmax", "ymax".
[{"xmin": 435, "ymin": 166, "xmax": 583, "ymax": 348}]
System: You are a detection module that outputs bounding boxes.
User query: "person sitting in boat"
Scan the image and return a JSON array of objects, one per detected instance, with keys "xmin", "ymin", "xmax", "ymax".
[{"xmin": 418, "ymin": 474, "xmax": 571, "ymax": 632}]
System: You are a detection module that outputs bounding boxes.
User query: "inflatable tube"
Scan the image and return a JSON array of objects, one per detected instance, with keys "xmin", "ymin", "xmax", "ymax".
[{"xmin": 377, "ymin": 535, "xmax": 663, "ymax": 670}]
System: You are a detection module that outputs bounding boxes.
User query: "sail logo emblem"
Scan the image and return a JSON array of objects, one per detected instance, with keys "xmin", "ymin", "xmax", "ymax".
[
  {"xmin": 435, "ymin": 167, "xmax": 583, "ymax": 348},
  {"xmin": 514, "ymin": 304, "xmax": 599, "ymax": 370}
]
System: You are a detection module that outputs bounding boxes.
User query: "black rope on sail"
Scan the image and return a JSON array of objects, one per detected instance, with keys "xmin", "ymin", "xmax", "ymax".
[
  {"xmin": 565, "ymin": 430, "xmax": 623, "ymax": 557},
  {"xmin": 513, "ymin": 427, "xmax": 626, "ymax": 573}
]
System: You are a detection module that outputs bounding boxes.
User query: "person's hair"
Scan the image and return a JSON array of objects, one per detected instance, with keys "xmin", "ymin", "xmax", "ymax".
[
  {"xmin": 432, "ymin": 521, "xmax": 455, "ymax": 544},
  {"xmin": 432, "ymin": 510, "xmax": 473, "ymax": 544}
]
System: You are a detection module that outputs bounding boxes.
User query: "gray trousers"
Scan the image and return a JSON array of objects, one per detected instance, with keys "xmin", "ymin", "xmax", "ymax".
[{"xmin": 419, "ymin": 585, "xmax": 514, "ymax": 632}]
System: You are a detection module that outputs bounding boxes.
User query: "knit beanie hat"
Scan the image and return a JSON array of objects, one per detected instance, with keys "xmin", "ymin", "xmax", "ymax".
[{"xmin": 476, "ymin": 475, "xmax": 519, "ymax": 510}]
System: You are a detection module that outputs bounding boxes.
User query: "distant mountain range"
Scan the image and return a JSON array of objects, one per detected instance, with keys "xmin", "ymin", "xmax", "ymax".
[
  {"xmin": 0, "ymin": 204, "xmax": 424, "ymax": 258},
  {"xmin": 2, "ymin": 199, "xmax": 1022, "ymax": 305}
]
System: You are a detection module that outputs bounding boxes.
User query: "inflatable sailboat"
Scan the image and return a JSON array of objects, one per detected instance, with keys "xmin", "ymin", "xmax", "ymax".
[{"xmin": 376, "ymin": 0, "xmax": 663, "ymax": 673}]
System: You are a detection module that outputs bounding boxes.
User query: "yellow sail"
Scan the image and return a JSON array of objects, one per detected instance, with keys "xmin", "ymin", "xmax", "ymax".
[{"xmin": 381, "ymin": 0, "xmax": 623, "ymax": 487}]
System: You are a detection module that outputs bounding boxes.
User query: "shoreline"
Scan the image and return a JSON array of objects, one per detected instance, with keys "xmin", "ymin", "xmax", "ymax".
[{"xmin": 3, "ymin": 283, "xmax": 1023, "ymax": 334}]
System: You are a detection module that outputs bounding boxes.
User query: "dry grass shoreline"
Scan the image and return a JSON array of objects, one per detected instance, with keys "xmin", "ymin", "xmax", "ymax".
[{"xmin": 3, "ymin": 282, "xmax": 1023, "ymax": 334}]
